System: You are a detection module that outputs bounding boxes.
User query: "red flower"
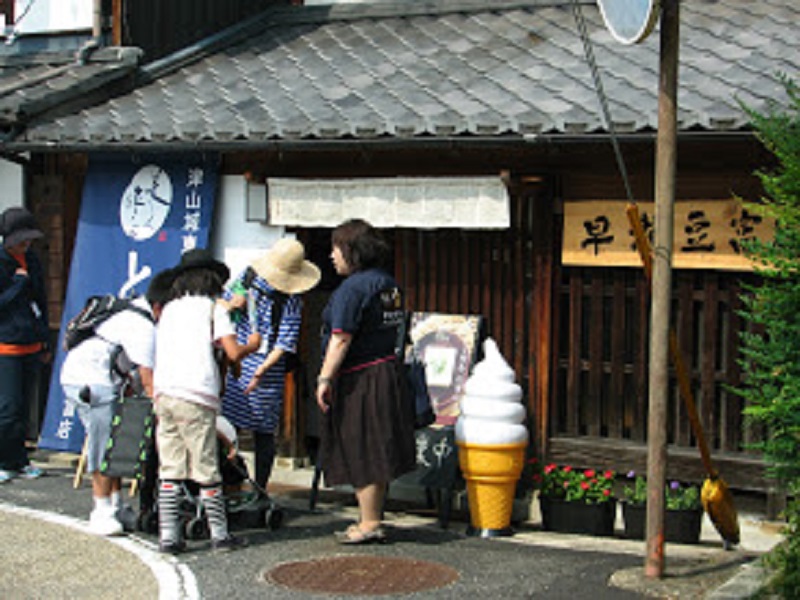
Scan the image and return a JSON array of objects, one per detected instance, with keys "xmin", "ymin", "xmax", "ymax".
[{"xmin": 535, "ymin": 463, "xmax": 616, "ymax": 505}]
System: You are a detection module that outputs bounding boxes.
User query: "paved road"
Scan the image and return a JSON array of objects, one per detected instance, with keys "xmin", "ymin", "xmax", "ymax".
[{"xmin": 0, "ymin": 453, "xmax": 781, "ymax": 599}]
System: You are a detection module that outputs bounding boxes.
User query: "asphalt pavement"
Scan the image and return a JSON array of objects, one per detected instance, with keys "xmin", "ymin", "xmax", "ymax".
[{"xmin": 0, "ymin": 450, "xmax": 783, "ymax": 599}]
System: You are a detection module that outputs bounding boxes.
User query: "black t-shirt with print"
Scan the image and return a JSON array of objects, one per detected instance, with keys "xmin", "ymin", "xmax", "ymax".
[{"xmin": 322, "ymin": 268, "xmax": 404, "ymax": 371}]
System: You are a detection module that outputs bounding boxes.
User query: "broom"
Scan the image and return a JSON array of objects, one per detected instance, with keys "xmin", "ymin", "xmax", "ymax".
[{"xmin": 626, "ymin": 203, "xmax": 740, "ymax": 548}]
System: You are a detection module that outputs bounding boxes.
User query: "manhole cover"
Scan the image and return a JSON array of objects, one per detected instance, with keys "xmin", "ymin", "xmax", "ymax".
[{"xmin": 264, "ymin": 555, "xmax": 460, "ymax": 595}]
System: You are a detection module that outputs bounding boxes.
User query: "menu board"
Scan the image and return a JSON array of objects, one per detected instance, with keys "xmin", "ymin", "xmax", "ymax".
[{"xmin": 408, "ymin": 313, "xmax": 483, "ymax": 426}]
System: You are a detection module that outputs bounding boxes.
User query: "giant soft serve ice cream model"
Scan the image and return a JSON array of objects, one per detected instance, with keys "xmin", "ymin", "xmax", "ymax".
[{"xmin": 455, "ymin": 338, "xmax": 528, "ymax": 537}]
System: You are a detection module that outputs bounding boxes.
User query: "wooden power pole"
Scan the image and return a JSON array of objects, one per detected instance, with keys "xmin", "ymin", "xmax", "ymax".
[{"xmin": 645, "ymin": 0, "xmax": 680, "ymax": 579}]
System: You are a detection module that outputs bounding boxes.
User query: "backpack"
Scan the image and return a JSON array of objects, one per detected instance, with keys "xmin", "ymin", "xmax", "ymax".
[
  {"xmin": 397, "ymin": 312, "xmax": 435, "ymax": 429},
  {"xmin": 239, "ymin": 267, "xmax": 299, "ymax": 372},
  {"xmin": 62, "ymin": 294, "xmax": 153, "ymax": 351}
]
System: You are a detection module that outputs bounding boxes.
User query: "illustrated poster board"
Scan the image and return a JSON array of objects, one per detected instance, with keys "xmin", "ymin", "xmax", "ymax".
[{"xmin": 409, "ymin": 312, "xmax": 483, "ymax": 427}]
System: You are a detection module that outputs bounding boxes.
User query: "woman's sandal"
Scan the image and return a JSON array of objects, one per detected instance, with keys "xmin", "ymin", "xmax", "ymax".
[
  {"xmin": 335, "ymin": 524, "xmax": 387, "ymax": 545},
  {"xmin": 336, "ymin": 523, "xmax": 360, "ymax": 536}
]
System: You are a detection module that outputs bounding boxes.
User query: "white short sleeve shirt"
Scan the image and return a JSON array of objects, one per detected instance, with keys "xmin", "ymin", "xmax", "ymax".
[
  {"xmin": 60, "ymin": 297, "xmax": 155, "ymax": 390},
  {"xmin": 153, "ymin": 295, "xmax": 236, "ymax": 410}
]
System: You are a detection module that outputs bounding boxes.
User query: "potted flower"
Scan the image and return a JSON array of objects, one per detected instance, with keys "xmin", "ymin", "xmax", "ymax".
[
  {"xmin": 531, "ymin": 460, "xmax": 617, "ymax": 537},
  {"xmin": 621, "ymin": 472, "xmax": 704, "ymax": 544}
]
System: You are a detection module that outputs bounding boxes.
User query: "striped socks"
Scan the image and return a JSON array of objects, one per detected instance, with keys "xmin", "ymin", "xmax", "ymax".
[
  {"xmin": 200, "ymin": 484, "xmax": 229, "ymax": 541},
  {"xmin": 158, "ymin": 480, "xmax": 182, "ymax": 545}
]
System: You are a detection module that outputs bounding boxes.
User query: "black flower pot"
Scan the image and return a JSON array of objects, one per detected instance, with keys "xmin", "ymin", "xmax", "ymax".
[
  {"xmin": 622, "ymin": 502, "xmax": 703, "ymax": 544},
  {"xmin": 539, "ymin": 496, "xmax": 617, "ymax": 537}
]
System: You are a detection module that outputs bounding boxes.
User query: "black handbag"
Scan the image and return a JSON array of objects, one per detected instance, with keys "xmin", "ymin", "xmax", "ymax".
[
  {"xmin": 406, "ymin": 351, "xmax": 435, "ymax": 429},
  {"xmin": 100, "ymin": 390, "xmax": 154, "ymax": 479}
]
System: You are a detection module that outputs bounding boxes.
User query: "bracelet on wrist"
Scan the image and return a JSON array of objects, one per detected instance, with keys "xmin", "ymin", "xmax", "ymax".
[{"xmin": 317, "ymin": 376, "xmax": 332, "ymax": 385}]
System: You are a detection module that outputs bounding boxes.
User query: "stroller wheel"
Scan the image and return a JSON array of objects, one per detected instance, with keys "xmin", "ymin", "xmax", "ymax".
[
  {"xmin": 138, "ymin": 510, "xmax": 159, "ymax": 535},
  {"xmin": 264, "ymin": 505, "xmax": 284, "ymax": 530},
  {"xmin": 185, "ymin": 517, "xmax": 209, "ymax": 540}
]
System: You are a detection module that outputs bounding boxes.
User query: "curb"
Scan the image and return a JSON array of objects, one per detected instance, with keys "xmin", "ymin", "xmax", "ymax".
[{"xmin": 707, "ymin": 561, "xmax": 768, "ymax": 600}]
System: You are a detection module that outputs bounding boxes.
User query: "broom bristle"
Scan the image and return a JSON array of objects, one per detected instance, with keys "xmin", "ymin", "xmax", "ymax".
[{"xmin": 701, "ymin": 477, "xmax": 740, "ymax": 545}]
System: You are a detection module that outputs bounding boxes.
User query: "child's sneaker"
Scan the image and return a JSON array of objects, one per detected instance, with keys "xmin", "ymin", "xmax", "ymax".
[
  {"xmin": 0, "ymin": 470, "xmax": 14, "ymax": 484},
  {"xmin": 89, "ymin": 508, "xmax": 123, "ymax": 536},
  {"xmin": 18, "ymin": 465, "xmax": 43, "ymax": 480},
  {"xmin": 211, "ymin": 534, "xmax": 248, "ymax": 553},
  {"xmin": 159, "ymin": 539, "xmax": 186, "ymax": 555}
]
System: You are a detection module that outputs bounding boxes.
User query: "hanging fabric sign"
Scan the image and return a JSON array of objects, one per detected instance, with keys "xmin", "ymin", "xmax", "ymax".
[{"xmin": 39, "ymin": 154, "xmax": 219, "ymax": 452}]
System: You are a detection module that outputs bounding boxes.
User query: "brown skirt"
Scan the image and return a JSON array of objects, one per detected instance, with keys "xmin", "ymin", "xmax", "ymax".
[{"xmin": 320, "ymin": 358, "xmax": 417, "ymax": 488}]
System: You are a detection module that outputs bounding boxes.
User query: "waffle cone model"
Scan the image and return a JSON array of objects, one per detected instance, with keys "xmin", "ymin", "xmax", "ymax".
[
  {"xmin": 455, "ymin": 338, "xmax": 529, "ymax": 537},
  {"xmin": 458, "ymin": 441, "xmax": 527, "ymax": 536}
]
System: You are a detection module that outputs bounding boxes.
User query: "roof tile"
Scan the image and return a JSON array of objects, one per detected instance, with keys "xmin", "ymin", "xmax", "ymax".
[{"xmin": 11, "ymin": 0, "xmax": 800, "ymax": 148}]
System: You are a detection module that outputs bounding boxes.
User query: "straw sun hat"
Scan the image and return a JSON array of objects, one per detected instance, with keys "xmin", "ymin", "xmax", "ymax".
[{"xmin": 251, "ymin": 238, "xmax": 321, "ymax": 295}]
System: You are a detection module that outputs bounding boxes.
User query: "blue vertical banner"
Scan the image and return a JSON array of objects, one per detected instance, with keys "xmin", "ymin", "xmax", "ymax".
[{"xmin": 39, "ymin": 154, "xmax": 219, "ymax": 452}]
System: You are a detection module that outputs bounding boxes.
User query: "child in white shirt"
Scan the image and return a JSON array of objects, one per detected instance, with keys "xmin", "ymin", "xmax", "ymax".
[{"xmin": 153, "ymin": 249, "xmax": 260, "ymax": 554}]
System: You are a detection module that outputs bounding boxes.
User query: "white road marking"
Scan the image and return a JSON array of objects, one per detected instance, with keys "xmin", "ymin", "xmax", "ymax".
[{"xmin": 0, "ymin": 501, "xmax": 199, "ymax": 600}]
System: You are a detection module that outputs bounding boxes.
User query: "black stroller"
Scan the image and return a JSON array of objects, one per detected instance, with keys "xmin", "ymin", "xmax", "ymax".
[{"xmin": 136, "ymin": 416, "xmax": 284, "ymax": 539}]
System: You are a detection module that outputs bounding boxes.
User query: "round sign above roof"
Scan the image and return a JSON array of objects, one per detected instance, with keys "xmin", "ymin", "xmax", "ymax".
[{"xmin": 597, "ymin": 0, "xmax": 661, "ymax": 45}]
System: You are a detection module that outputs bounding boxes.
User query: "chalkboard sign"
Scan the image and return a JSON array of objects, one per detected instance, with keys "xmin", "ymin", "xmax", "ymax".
[{"xmin": 399, "ymin": 426, "xmax": 461, "ymax": 490}]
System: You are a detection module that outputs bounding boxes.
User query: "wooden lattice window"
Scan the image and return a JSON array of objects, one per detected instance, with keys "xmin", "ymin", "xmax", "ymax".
[{"xmin": 552, "ymin": 267, "xmax": 763, "ymax": 455}]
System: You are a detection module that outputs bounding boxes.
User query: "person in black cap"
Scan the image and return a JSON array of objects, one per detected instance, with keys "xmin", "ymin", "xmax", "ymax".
[
  {"xmin": 0, "ymin": 207, "xmax": 49, "ymax": 484},
  {"xmin": 153, "ymin": 248, "xmax": 261, "ymax": 554}
]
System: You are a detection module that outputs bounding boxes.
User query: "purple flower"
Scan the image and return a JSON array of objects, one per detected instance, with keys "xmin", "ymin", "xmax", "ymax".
[
  {"xmin": 627, "ymin": 470, "xmax": 636, "ymax": 479},
  {"xmin": 670, "ymin": 481, "xmax": 680, "ymax": 491}
]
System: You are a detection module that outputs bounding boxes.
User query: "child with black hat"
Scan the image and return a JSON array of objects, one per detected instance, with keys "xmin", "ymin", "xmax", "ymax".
[{"xmin": 153, "ymin": 248, "xmax": 261, "ymax": 554}]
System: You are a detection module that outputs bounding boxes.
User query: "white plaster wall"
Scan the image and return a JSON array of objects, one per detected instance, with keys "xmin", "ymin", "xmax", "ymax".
[
  {"xmin": 210, "ymin": 175, "xmax": 287, "ymax": 281},
  {"xmin": 0, "ymin": 159, "xmax": 24, "ymax": 213},
  {"xmin": 11, "ymin": 0, "xmax": 92, "ymax": 34},
  {"xmin": 305, "ymin": 0, "xmax": 393, "ymax": 4}
]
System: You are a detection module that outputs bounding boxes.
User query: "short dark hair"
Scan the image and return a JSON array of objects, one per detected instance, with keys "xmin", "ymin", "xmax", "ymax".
[
  {"xmin": 145, "ymin": 269, "xmax": 174, "ymax": 307},
  {"xmin": 331, "ymin": 218, "xmax": 389, "ymax": 271},
  {"xmin": 169, "ymin": 268, "xmax": 225, "ymax": 300}
]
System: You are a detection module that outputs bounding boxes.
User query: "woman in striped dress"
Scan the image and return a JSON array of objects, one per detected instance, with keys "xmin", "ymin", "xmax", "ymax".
[{"xmin": 221, "ymin": 238, "xmax": 320, "ymax": 495}]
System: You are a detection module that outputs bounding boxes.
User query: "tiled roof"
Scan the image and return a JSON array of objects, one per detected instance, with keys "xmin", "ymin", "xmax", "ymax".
[
  {"xmin": 0, "ymin": 46, "xmax": 141, "ymax": 135},
  {"xmin": 10, "ymin": 0, "xmax": 800, "ymax": 149}
]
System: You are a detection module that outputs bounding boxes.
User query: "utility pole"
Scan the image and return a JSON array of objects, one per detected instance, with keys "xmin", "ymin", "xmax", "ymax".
[{"xmin": 645, "ymin": 0, "xmax": 680, "ymax": 579}]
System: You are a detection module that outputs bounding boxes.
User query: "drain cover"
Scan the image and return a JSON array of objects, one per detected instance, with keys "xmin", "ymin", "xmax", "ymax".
[{"xmin": 265, "ymin": 555, "xmax": 460, "ymax": 595}]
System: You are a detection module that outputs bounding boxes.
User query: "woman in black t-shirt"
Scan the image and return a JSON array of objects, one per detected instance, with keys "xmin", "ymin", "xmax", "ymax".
[{"xmin": 316, "ymin": 219, "xmax": 415, "ymax": 544}]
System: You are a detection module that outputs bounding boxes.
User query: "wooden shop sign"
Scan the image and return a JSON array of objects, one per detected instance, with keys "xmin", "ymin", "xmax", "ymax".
[{"xmin": 562, "ymin": 199, "xmax": 774, "ymax": 271}]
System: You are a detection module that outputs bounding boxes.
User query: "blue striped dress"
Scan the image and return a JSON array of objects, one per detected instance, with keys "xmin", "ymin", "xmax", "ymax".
[{"xmin": 220, "ymin": 270, "xmax": 302, "ymax": 434}]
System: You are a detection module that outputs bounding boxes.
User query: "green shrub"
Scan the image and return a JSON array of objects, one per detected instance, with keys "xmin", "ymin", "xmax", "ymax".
[
  {"xmin": 737, "ymin": 75, "xmax": 800, "ymax": 598},
  {"xmin": 622, "ymin": 472, "xmax": 701, "ymax": 511},
  {"xmin": 762, "ymin": 496, "xmax": 800, "ymax": 598},
  {"xmin": 737, "ymin": 76, "xmax": 800, "ymax": 482}
]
